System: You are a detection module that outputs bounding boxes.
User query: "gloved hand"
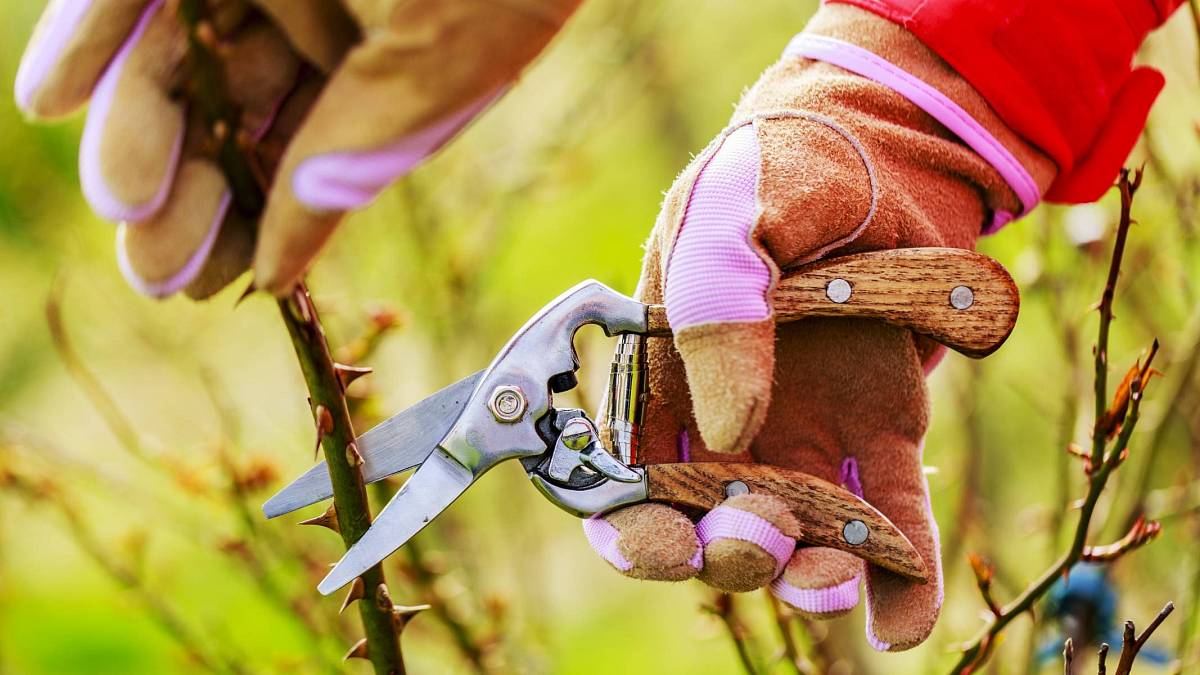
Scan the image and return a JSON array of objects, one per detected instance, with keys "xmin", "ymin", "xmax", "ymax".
[
  {"xmin": 16, "ymin": 0, "xmax": 580, "ymax": 298},
  {"xmin": 584, "ymin": 5, "xmax": 1057, "ymax": 650}
]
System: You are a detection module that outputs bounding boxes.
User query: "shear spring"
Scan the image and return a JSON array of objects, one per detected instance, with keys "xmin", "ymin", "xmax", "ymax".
[{"xmin": 606, "ymin": 333, "xmax": 646, "ymax": 465}]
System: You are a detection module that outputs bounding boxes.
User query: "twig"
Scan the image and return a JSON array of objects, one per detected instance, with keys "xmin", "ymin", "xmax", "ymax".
[
  {"xmin": 1064, "ymin": 638, "xmax": 1074, "ymax": 675},
  {"xmin": 1099, "ymin": 643, "xmax": 1110, "ymax": 675},
  {"xmin": 1081, "ymin": 515, "xmax": 1161, "ymax": 562},
  {"xmin": 703, "ymin": 592, "xmax": 761, "ymax": 675},
  {"xmin": 951, "ymin": 169, "xmax": 1163, "ymax": 673},
  {"xmin": 968, "ymin": 553, "xmax": 1003, "ymax": 618},
  {"xmin": 1113, "ymin": 602, "xmax": 1175, "ymax": 675},
  {"xmin": 45, "ymin": 278, "xmax": 147, "ymax": 465},
  {"xmin": 1091, "ymin": 169, "xmax": 1142, "ymax": 469}
]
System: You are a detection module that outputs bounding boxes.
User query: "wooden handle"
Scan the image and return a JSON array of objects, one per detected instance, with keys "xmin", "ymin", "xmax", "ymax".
[
  {"xmin": 646, "ymin": 247, "xmax": 1019, "ymax": 358},
  {"xmin": 645, "ymin": 463, "xmax": 928, "ymax": 582}
]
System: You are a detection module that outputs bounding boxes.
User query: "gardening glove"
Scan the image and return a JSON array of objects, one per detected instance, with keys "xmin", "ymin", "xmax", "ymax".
[
  {"xmin": 16, "ymin": 0, "xmax": 581, "ymax": 299},
  {"xmin": 583, "ymin": 4, "xmax": 1058, "ymax": 651}
]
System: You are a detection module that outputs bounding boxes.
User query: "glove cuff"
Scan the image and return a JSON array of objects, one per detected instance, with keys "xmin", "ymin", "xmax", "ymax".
[{"xmin": 801, "ymin": 4, "xmax": 1057, "ymax": 235}]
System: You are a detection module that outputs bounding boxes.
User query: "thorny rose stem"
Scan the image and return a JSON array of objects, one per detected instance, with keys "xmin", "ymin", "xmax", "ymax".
[
  {"xmin": 176, "ymin": 3, "xmax": 407, "ymax": 673},
  {"xmin": 950, "ymin": 169, "xmax": 1164, "ymax": 674}
]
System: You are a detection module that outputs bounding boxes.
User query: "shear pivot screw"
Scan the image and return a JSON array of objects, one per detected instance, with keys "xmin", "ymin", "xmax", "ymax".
[
  {"xmin": 489, "ymin": 385, "xmax": 527, "ymax": 423},
  {"xmin": 725, "ymin": 480, "xmax": 750, "ymax": 497},
  {"xmin": 842, "ymin": 519, "xmax": 869, "ymax": 547},
  {"xmin": 949, "ymin": 285, "xmax": 975, "ymax": 310},
  {"xmin": 826, "ymin": 278, "xmax": 852, "ymax": 304}
]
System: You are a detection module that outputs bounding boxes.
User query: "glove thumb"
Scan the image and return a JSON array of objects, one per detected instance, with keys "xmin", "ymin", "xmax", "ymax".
[
  {"xmin": 675, "ymin": 320, "xmax": 775, "ymax": 455},
  {"xmin": 663, "ymin": 123, "xmax": 777, "ymax": 455}
]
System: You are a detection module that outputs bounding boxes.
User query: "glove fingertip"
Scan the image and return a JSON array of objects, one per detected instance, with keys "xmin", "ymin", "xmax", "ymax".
[
  {"xmin": 16, "ymin": 0, "xmax": 132, "ymax": 118},
  {"xmin": 117, "ymin": 164, "xmax": 231, "ymax": 298},
  {"xmin": 252, "ymin": 197, "xmax": 341, "ymax": 297}
]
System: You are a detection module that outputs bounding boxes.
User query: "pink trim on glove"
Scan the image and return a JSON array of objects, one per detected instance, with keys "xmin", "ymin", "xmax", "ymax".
[
  {"xmin": 79, "ymin": 0, "xmax": 182, "ymax": 224},
  {"xmin": 582, "ymin": 515, "xmax": 633, "ymax": 571},
  {"xmin": 696, "ymin": 504, "xmax": 795, "ymax": 574},
  {"xmin": 292, "ymin": 87, "xmax": 505, "ymax": 212},
  {"xmin": 114, "ymin": 190, "xmax": 231, "ymax": 298},
  {"xmin": 770, "ymin": 575, "xmax": 861, "ymax": 614},
  {"xmin": 663, "ymin": 123, "xmax": 769, "ymax": 329},
  {"xmin": 14, "ymin": 0, "xmax": 97, "ymax": 115},
  {"xmin": 785, "ymin": 34, "xmax": 1039, "ymax": 235}
]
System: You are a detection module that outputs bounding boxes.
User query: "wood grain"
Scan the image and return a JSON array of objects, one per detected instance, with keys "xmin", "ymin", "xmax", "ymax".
[
  {"xmin": 646, "ymin": 462, "xmax": 928, "ymax": 582},
  {"xmin": 645, "ymin": 247, "xmax": 1019, "ymax": 358}
]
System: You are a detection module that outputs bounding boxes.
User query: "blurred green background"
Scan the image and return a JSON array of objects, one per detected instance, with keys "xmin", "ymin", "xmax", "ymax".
[{"xmin": 1, "ymin": 1, "xmax": 1198, "ymax": 673}]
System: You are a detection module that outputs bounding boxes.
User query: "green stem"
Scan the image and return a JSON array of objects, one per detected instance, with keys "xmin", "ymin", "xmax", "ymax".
[
  {"xmin": 171, "ymin": 4, "xmax": 406, "ymax": 671},
  {"xmin": 280, "ymin": 288, "xmax": 404, "ymax": 675}
]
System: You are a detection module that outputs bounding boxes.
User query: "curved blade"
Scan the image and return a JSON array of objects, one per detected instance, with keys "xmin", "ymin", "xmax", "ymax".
[
  {"xmin": 262, "ymin": 371, "xmax": 482, "ymax": 519},
  {"xmin": 319, "ymin": 447, "xmax": 473, "ymax": 594}
]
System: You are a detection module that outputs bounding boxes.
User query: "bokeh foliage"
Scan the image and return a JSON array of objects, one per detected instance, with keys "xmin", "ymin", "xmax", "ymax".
[{"xmin": 0, "ymin": 1, "xmax": 1197, "ymax": 673}]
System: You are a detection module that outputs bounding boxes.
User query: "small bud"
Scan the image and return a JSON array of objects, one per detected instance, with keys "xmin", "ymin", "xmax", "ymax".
[
  {"xmin": 343, "ymin": 638, "xmax": 369, "ymax": 662},
  {"xmin": 346, "ymin": 442, "xmax": 364, "ymax": 468},
  {"xmin": 195, "ymin": 21, "xmax": 218, "ymax": 49},
  {"xmin": 339, "ymin": 578, "xmax": 365, "ymax": 615},
  {"xmin": 234, "ymin": 458, "xmax": 279, "ymax": 493},
  {"xmin": 314, "ymin": 405, "xmax": 333, "ymax": 459},
  {"xmin": 299, "ymin": 504, "xmax": 339, "ymax": 533},
  {"xmin": 375, "ymin": 583, "xmax": 393, "ymax": 612},
  {"xmin": 290, "ymin": 287, "xmax": 313, "ymax": 324},
  {"xmin": 369, "ymin": 306, "xmax": 401, "ymax": 331}
]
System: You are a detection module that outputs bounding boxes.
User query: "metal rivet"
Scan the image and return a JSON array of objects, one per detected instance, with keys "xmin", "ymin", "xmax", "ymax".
[
  {"xmin": 725, "ymin": 480, "xmax": 750, "ymax": 497},
  {"xmin": 842, "ymin": 519, "xmax": 869, "ymax": 546},
  {"xmin": 488, "ymin": 385, "xmax": 527, "ymax": 423},
  {"xmin": 950, "ymin": 285, "xmax": 975, "ymax": 310},
  {"xmin": 826, "ymin": 278, "xmax": 852, "ymax": 304},
  {"xmin": 560, "ymin": 419, "xmax": 593, "ymax": 451}
]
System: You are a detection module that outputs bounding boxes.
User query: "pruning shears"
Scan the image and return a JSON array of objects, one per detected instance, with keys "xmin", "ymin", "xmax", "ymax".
[{"xmin": 262, "ymin": 247, "xmax": 1020, "ymax": 595}]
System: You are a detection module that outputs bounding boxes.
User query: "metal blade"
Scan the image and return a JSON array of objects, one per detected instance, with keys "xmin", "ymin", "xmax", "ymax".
[
  {"xmin": 262, "ymin": 370, "xmax": 482, "ymax": 519},
  {"xmin": 318, "ymin": 447, "xmax": 473, "ymax": 594}
]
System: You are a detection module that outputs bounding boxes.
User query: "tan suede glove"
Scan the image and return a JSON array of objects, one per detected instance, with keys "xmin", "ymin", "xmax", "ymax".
[
  {"xmin": 16, "ymin": 0, "xmax": 580, "ymax": 298},
  {"xmin": 582, "ymin": 5, "xmax": 1057, "ymax": 651}
]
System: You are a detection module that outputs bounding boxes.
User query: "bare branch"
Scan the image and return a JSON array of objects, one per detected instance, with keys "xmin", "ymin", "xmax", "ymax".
[
  {"xmin": 951, "ymin": 170, "xmax": 1163, "ymax": 673},
  {"xmin": 1113, "ymin": 602, "xmax": 1175, "ymax": 675}
]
